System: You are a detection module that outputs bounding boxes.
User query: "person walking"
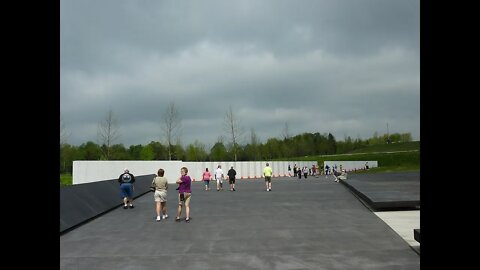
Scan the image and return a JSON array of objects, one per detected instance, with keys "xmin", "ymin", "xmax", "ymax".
[
  {"xmin": 263, "ymin": 162, "xmax": 273, "ymax": 191},
  {"xmin": 176, "ymin": 167, "xmax": 192, "ymax": 223},
  {"xmin": 118, "ymin": 168, "xmax": 136, "ymax": 209},
  {"xmin": 151, "ymin": 168, "xmax": 169, "ymax": 221},
  {"xmin": 227, "ymin": 166, "xmax": 237, "ymax": 191},
  {"xmin": 202, "ymin": 168, "xmax": 212, "ymax": 191},
  {"xmin": 215, "ymin": 165, "xmax": 224, "ymax": 191}
]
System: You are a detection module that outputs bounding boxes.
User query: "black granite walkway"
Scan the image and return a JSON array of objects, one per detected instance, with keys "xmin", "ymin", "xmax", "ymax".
[
  {"xmin": 60, "ymin": 176, "xmax": 419, "ymax": 270},
  {"xmin": 340, "ymin": 172, "xmax": 420, "ymax": 211}
]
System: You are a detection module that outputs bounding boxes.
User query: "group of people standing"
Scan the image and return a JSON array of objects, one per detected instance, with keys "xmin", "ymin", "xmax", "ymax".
[
  {"xmin": 290, "ymin": 164, "xmax": 318, "ymax": 179},
  {"xmin": 117, "ymin": 163, "xmax": 275, "ymax": 223},
  {"xmin": 118, "ymin": 167, "xmax": 192, "ymax": 223}
]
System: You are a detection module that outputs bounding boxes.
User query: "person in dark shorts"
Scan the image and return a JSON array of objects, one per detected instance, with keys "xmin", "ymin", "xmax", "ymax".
[
  {"xmin": 118, "ymin": 168, "xmax": 136, "ymax": 209},
  {"xmin": 176, "ymin": 167, "xmax": 192, "ymax": 223},
  {"xmin": 227, "ymin": 166, "xmax": 237, "ymax": 191},
  {"xmin": 263, "ymin": 162, "xmax": 273, "ymax": 191}
]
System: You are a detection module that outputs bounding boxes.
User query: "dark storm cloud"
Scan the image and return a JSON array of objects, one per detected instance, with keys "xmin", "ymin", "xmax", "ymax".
[{"xmin": 61, "ymin": 0, "xmax": 419, "ymax": 147}]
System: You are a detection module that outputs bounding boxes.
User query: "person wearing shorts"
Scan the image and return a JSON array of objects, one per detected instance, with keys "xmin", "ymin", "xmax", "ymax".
[
  {"xmin": 152, "ymin": 168, "xmax": 169, "ymax": 222},
  {"xmin": 176, "ymin": 167, "xmax": 192, "ymax": 223},
  {"xmin": 263, "ymin": 162, "xmax": 273, "ymax": 191},
  {"xmin": 227, "ymin": 166, "xmax": 237, "ymax": 191},
  {"xmin": 215, "ymin": 164, "xmax": 224, "ymax": 191}
]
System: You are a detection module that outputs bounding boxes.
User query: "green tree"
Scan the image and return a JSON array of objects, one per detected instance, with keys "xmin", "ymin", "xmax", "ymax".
[
  {"xmin": 147, "ymin": 141, "xmax": 167, "ymax": 160},
  {"xmin": 186, "ymin": 140, "xmax": 208, "ymax": 161},
  {"xmin": 60, "ymin": 143, "xmax": 76, "ymax": 173},
  {"xmin": 110, "ymin": 144, "xmax": 129, "ymax": 160},
  {"xmin": 400, "ymin": 132, "xmax": 412, "ymax": 142},
  {"xmin": 211, "ymin": 141, "xmax": 228, "ymax": 161},
  {"xmin": 77, "ymin": 141, "xmax": 102, "ymax": 160},
  {"xmin": 140, "ymin": 144, "xmax": 155, "ymax": 160},
  {"xmin": 336, "ymin": 135, "xmax": 354, "ymax": 154},
  {"xmin": 128, "ymin": 144, "xmax": 144, "ymax": 160},
  {"xmin": 264, "ymin": 138, "xmax": 282, "ymax": 159},
  {"xmin": 327, "ymin": 133, "xmax": 337, "ymax": 154},
  {"xmin": 171, "ymin": 143, "xmax": 185, "ymax": 160}
]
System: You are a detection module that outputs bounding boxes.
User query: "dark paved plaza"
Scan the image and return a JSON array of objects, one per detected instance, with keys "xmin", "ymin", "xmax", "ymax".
[{"xmin": 60, "ymin": 175, "xmax": 420, "ymax": 270}]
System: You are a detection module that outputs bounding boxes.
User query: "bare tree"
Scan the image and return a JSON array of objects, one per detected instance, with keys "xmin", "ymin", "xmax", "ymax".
[
  {"xmin": 282, "ymin": 121, "xmax": 290, "ymax": 140},
  {"xmin": 97, "ymin": 109, "xmax": 120, "ymax": 160},
  {"xmin": 224, "ymin": 105, "xmax": 244, "ymax": 161},
  {"xmin": 250, "ymin": 128, "xmax": 259, "ymax": 145},
  {"xmin": 162, "ymin": 102, "xmax": 182, "ymax": 160},
  {"xmin": 60, "ymin": 117, "xmax": 71, "ymax": 172},
  {"xmin": 60, "ymin": 117, "xmax": 70, "ymax": 146},
  {"xmin": 250, "ymin": 128, "xmax": 260, "ymax": 161}
]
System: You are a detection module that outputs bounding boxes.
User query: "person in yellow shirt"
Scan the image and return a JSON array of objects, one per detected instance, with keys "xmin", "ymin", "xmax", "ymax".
[{"xmin": 263, "ymin": 162, "xmax": 273, "ymax": 191}]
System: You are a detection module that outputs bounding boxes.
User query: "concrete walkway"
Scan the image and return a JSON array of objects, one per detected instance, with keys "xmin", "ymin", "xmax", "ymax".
[
  {"xmin": 60, "ymin": 176, "xmax": 419, "ymax": 270},
  {"xmin": 374, "ymin": 210, "xmax": 420, "ymax": 254}
]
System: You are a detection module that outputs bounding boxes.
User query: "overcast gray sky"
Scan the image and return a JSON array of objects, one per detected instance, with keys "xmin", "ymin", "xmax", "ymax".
[{"xmin": 60, "ymin": 0, "xmax": 419, "ymax": 148}]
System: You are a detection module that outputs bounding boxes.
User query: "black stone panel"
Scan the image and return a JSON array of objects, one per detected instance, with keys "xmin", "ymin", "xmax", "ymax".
[
  {"xmin": 341, "ymin": 172, "xmax": 420, "ymax": 211},
  {"xmin": 414, "ymin": 229, "xmax": 420, "ymax": 243},
  {"xmin": 60, "ymin": 174, "xmax": 155, "ymax": 233}
]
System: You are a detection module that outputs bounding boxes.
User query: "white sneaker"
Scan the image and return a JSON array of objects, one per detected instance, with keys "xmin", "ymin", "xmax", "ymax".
[
  {"xmin": 156, "ymin": 216, "xmax": 161, "ymax": 221},
  {"xmin": 162, "ymin": 214, "xmax": 169, "ymax": 219}
]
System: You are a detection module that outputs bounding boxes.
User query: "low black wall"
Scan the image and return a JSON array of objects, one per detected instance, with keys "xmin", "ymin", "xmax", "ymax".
[
  {"xmin": 340, "ymin": 172, "xmax": 420, "ymax": 211},
  {"xmin": 414, "ymin": 229, "xmax": 420, "ymax": 243},
  {"xmin": 60, "ymin": 174, "xmax": 155, "ymax": 234}
]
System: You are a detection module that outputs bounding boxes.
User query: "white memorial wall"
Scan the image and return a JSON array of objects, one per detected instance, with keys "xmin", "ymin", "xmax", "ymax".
[
  {"xmin": 323, "ymin": 161, "xmax": 378, "ymax": 172},
  {"xmin": 73, "ymin": 160, "xmax": 319, "ymax": 184}
]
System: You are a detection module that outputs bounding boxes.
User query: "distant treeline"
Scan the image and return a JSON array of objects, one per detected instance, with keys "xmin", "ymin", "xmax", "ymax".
[{"xmin": 60, "ymin": 132, "xmax": 413, "ymax": 173}]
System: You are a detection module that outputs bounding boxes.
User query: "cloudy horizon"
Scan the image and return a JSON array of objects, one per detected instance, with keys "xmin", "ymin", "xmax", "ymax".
[{"xmin": 60, "ymin": 0, "xmax": 419, "ymax": 148}]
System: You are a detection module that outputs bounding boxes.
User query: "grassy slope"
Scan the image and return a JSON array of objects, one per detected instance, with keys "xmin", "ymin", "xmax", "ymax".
[
  {"xmin": 284, "ymin": 141, "xmax": 420, "ymax": 174},
  {"xmin": 60, "ymin": 173, "xmax": 72, "ymax": 186},
  {"xmin": 348, "ymin": 141, "xmax": 420, "ymax": 153}
]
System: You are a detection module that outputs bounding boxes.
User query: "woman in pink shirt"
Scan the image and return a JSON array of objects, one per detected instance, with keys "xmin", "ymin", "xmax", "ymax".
[{"xmin": 202, "ymin": 168, "xmax": 212, "ymax": 191}]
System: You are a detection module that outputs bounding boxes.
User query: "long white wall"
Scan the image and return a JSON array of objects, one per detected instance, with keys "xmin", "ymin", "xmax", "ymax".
[
  {"xmin": 73, "ymin": 160, "xmax": 182, "ymax": 185},
  {"xmin": 73, "ymin": 160, "xmax": 318, "ymax": 184},
  {"xmin": 323, "ymin": 161, "xmax": 378, "ymax": 172}
]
